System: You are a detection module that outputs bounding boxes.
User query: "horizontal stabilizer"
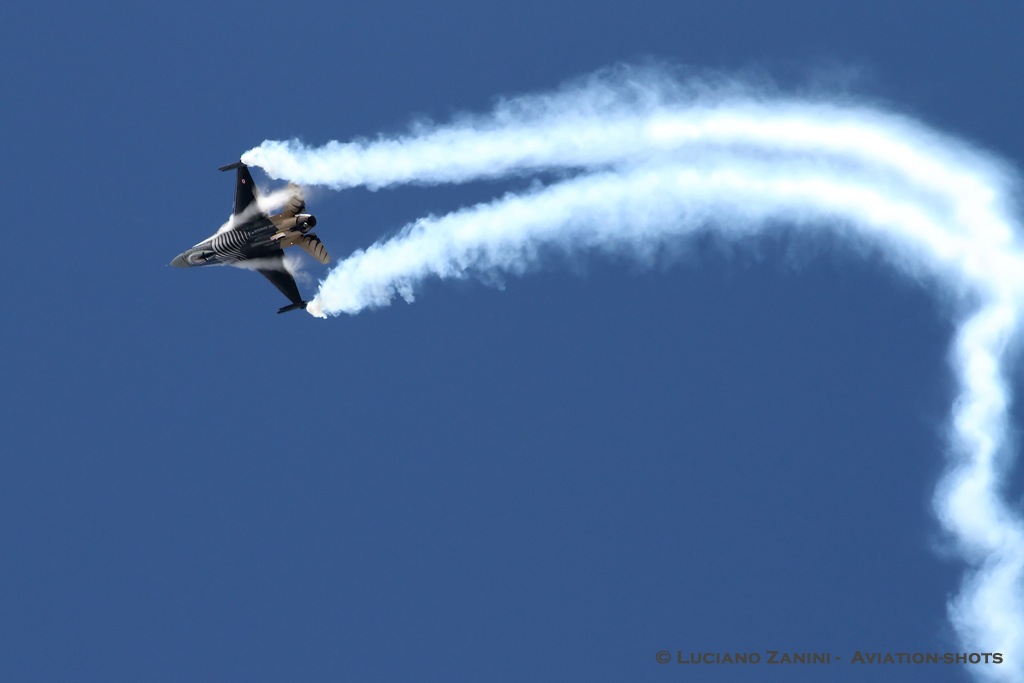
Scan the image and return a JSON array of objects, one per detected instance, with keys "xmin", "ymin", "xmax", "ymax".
[
  {"xmin": 281, "ymin": 183, "xmax": 306, "ymax": 218},
  {"xmin": 277, "ymin": 301, "xmax": 308, "ymax": 314},
  {"xmin": 218, "ymin": 161, "xmax": 243, "ymax": 172},
  {"xmin": 299, "ymin": 233, "xmax": 330, "ymax": 264}
]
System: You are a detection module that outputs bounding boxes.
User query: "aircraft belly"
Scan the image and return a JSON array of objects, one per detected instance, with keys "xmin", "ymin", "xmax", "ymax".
[
  {"xmin": 207, "ymin": 228, "xmax": 276, "ymax": 262},
  {"xmin": 209, "ymin": 231, "xmax": 248, "ymax": 262}
]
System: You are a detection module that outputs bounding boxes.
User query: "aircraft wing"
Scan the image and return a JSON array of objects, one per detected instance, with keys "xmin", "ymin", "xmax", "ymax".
[
  {"xmin": 219, "ymin": 161, "xmax": 266, "ymax": 222},
  {"xmin": 255, "ymin": 256, "xmax": 307, "ymax": 314}
]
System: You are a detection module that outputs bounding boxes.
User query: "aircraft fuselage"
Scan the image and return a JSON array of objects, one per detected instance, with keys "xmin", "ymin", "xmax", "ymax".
[{"xmin": 170, "ymin": 217, "xmax": 280, "ymax": 268}]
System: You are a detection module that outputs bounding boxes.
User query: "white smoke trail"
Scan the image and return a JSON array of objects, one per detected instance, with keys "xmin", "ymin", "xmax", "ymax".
[{"xmin": 242, "ymin": 68, "xmax": 1024, "ymax": 681}]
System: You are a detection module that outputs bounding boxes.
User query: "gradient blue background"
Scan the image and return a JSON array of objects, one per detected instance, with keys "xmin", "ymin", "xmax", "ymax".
[{"xmin": 3, "ymin": 1, "xmax": 1023, "ymax": 681}]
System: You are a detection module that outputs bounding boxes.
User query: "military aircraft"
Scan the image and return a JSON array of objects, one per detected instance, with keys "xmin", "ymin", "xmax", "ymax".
[{"xmin": 170, "ymin": 161, "xmax": 329, "ymax": 314}]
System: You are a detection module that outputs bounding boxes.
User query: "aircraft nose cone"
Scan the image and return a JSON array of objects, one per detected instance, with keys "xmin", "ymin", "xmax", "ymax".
[{"xmin": 170, "ymin": 253, "xmax": 188, "ymax": 268}]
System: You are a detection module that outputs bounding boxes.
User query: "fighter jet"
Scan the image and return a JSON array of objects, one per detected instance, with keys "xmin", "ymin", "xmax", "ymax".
[{"xmin": 170, "ymin": 161, "xmax": 329, "ymax": 314}]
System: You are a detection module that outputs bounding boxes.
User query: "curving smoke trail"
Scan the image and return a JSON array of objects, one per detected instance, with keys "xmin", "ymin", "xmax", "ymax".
[{"xmin": 242, "ymin": 68, "xmax": 1024, "ymax": 681}]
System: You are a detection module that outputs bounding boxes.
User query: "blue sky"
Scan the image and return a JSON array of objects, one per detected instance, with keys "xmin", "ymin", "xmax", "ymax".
[{"xmin": 3, "ymin": 1, "xmax": 1024, "ymax": 681}]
